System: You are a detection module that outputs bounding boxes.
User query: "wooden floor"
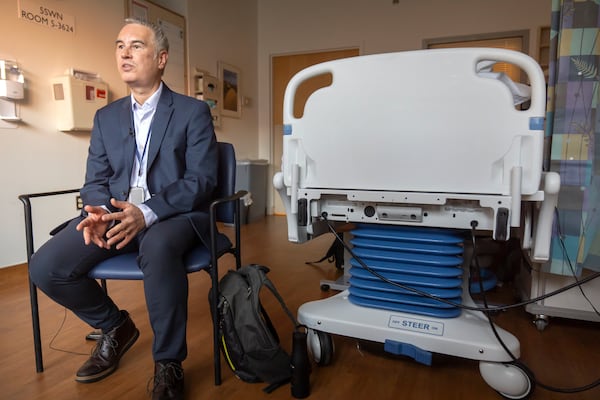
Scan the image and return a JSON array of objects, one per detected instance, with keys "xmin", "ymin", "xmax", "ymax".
[{"xmin": 1, "ymin": 215, "xmax": 598, "ymax": 400}]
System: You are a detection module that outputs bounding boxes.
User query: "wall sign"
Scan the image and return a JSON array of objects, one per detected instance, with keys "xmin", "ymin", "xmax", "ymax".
[{"xmin": 18, "ymin": 0, "xmax": 75, "ymax": 34}]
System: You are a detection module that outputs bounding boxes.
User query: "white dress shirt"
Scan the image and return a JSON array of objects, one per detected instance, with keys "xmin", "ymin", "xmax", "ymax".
[{"xmin": 128, "ymin": 83, "xmax": 163, "ymax": 227}]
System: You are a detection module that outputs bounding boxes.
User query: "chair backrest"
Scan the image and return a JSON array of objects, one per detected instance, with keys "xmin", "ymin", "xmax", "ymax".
[{"xmin": 215, "ymin": 142, "xmax": 237, "ymax": 224}]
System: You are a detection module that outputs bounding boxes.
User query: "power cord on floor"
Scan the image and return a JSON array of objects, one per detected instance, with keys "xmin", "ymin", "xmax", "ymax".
[
  {"xmin": 319, "ymin": 212, "xmax": 600, "ymax": 395},
  {"xmin": 468, "ymin": 221, "xmax": 599, "ymax": 394},
  {"xmin": 48, "ymin": 307, "xmax": 92, "ymax": 356}
]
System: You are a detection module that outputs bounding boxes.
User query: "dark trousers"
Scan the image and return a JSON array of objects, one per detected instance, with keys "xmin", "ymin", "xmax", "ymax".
[{"xmin": 29, "ymin": 215, "xmax": 199, "ymax": 362}]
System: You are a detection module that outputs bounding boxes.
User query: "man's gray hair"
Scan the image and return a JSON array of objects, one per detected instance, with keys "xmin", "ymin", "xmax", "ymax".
[{"xmin": 124, "ymin": 17, "xmax": 169, "ymax": 57}]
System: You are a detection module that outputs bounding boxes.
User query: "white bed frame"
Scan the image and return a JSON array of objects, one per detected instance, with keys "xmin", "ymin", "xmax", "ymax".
[{"xmin": 273, "ymin": 48, "xmax": 560, "ymax": 399}]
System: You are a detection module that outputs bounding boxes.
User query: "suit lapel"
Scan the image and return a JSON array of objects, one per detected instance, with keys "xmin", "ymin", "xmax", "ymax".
[
  {"xmin": 147, "ymin": 86, "xmax": 174, "ymax": 170},
  {"xmin": 120, "ymin": 100, "xmax": 135, "ymax": 181}
]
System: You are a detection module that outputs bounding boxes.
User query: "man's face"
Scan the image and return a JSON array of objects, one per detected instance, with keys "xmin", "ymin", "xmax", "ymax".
[{"xmin": 115, "ymin": 23, "xmax": 167, "ymax": 89}]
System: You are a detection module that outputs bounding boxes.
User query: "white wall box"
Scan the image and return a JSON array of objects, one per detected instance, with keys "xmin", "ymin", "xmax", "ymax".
[{"xmin": 52, "ymin": 71, "xmax": 108, "ymax": 131}]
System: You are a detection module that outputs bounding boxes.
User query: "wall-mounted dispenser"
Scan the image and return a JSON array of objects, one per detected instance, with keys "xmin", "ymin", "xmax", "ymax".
[
  {"xmin": 0, "ymin": 59, "xmax": 25, "ymax": 123},
  {"xmin": 52, "ymin": 69, "xmax": 108, "ymax": 131}
]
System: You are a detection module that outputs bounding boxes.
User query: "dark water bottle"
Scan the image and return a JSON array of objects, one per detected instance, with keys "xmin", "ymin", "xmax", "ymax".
[{"xmin": 291, "ymin": 328, "xmax": 311, "ymax": 398}]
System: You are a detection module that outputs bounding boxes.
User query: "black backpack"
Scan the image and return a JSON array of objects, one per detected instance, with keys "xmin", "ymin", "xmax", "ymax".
[{"xmin": 210, "ymin": 264, "xmax": 299, "ymax": 391}]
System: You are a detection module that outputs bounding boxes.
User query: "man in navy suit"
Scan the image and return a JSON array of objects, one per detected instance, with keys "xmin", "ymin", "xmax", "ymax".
[{"xmin": 29, "ymin": 17, "xmax": 217, "ymax": 400}]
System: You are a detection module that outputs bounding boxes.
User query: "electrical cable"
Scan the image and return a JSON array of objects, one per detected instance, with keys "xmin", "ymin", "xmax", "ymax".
[
  {"xmin": 319, "ymin": 213, "xmax": 600, "ymax": 313},
  {"xmin": 554, "ymin": 208, "xmax": 600, "ymax": 318},
  {"xmin": 469, "ymin": 221, "xmax": 600, "ymax": 394},
  {"xmin": 319, "ymin": 213, "xmax": 600, "ymax": 394},
  {"xmin": 48, "ymin": 308, "xmax": 91, "ymax": 356},
  {"xmin": 468, "ymin": 221, "xmax": 519, "ymax": 361}
]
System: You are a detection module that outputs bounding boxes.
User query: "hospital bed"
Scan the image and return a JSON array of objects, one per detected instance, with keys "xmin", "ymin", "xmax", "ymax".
[{"xmin": 273, "ymin": 48, "xmax": 560, "ymax": 399}]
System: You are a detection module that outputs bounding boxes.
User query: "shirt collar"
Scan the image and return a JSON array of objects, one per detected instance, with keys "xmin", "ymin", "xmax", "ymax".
[{"xmin": 130, "ymin": 81, "xmax": 163, "ymax": 112}]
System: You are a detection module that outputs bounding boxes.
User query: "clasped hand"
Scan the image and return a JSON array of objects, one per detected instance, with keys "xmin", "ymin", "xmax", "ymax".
[{"xmin": 76, "ymin": 198, "xmax": 146, "ymax": 250}]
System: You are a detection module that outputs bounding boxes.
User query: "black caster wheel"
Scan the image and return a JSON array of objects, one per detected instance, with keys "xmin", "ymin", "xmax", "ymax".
[{"xmin": 307, "ymin": 329, "xmax": 334, "ymax": 366}]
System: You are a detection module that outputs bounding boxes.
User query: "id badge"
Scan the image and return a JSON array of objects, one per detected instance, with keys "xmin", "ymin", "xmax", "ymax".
[{"xmin": 129, "ymin": 187, "xmax": 145, "ymax": 205}]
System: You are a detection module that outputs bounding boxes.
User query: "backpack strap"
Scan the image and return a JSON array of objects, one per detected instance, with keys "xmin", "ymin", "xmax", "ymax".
[{"xmin": 241, "ymin": 264, "xmax": 300, "ymax": 328}]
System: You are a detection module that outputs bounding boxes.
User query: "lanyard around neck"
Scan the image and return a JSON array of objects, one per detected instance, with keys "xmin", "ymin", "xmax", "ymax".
[
  {"xmin": 134, "ymin": 128, "xmax": 151, "ymax": 177},
  {"xmin": 132, "ymin": 109, "xmax": 154, "ymax": 177}
]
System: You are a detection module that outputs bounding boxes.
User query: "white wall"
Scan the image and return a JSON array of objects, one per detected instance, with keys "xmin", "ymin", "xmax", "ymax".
[
  {"xmin": 0, "ymin": 0, "xmax": 258, "ymax": 268},
  {"xmin": 187, "ymin": 0, "xmax": 259, "ymax": 160}
]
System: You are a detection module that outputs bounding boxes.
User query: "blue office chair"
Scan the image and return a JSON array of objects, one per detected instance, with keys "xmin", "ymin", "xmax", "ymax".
[{"xmin": 19, "ymin": 142, "xmax": 246, "ymax": 386}]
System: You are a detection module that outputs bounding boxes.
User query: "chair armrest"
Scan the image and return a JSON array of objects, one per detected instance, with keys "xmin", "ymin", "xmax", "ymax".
[
  {"xmin": 208, "ymin": 189, "xmax": 248, "ymax": 271},
  {"xmin": 209, "ymin": 189, "xmax": 249, "ymax": 209},
  {"xmin": 18, "ymin": 189, "xmax": 81, "ymax": 203},
  {"xmin": 209, "ymin": 189, "xmax": 249, "ymax": 225},
  {"xmin": 18, "ymin": 189, "xmax": 81, "ymax": 261}
]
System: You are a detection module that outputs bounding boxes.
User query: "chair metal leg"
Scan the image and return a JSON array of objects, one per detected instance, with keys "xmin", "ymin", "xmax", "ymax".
[
  {"xmin": 28, "ymin": 280, "xmax": 44, "ymax": 372},
  {"xmin": 20, "ymin": 194, "xmax": 44, "ymax": 372},
  {"xmin": 210, "ymin": 267, "xmax": 222, "ymax": 385},
  {"xmin": 20, "ymin": 189, "xmax": 81, "ymax": 374}
]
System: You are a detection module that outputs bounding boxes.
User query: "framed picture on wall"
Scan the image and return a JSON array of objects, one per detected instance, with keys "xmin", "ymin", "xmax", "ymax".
[{"xmin": 218, "ymin": 61, "xmax": 241, "ymax": 118}]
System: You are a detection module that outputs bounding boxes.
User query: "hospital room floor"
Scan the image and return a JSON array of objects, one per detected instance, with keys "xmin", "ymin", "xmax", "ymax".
[{"xmin": 1, "ymin": 215, "xmax": 598, "ymax": 400}]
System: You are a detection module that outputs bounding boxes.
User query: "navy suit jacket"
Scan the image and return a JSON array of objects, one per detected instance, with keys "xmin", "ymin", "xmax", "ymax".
[{"xmin": 80, "ymin": 83, "xmax": 218, "ymax": 245}]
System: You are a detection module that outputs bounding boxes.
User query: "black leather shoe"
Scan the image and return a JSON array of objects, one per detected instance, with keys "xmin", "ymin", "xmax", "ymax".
[
  {"xmin": 149, "ymin": 361, "xmax": 184, "ymax": 400},
  {"xmin": 75, "ymin": 311, "xmax": 139, "ymax": 383}
]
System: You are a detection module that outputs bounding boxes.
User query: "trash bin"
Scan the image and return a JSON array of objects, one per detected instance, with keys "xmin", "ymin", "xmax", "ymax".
[{"xmin": 235, "ymin": 159, "xmax": 268, "ymax": 224}]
